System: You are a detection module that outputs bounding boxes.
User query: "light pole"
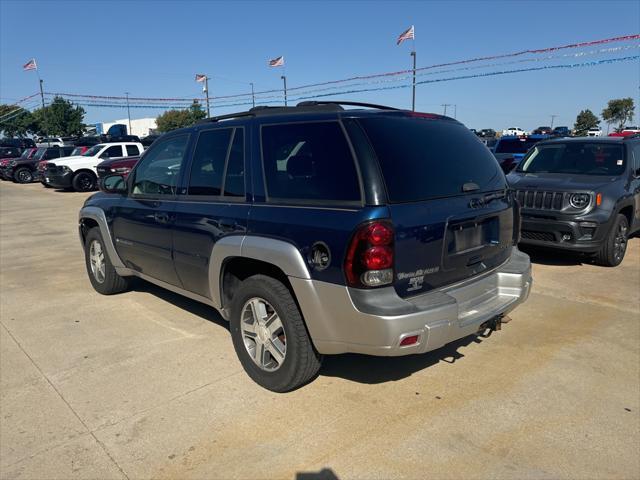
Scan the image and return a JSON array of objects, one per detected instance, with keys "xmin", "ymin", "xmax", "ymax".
[
  {"xmin": 550, "ymin": 114, "xmax": 558, "ymax": 129},
  {"xmin": 125, "ymin": 92, "xmax": 132, "ymax": 135},
  {"xmin": 38, "ymin": 78, "xmax": 49, "ymax": 146},
  {"xmin": 250, "ymin": 82, "xmax": 255, "ymax": 108},
  {"xmin": 441, "ymin": 103, "xmax": 451, "ymax": 116},
  {"xmin": 281, "ymin": 76, "xmax": 288, "ymax": 106}
]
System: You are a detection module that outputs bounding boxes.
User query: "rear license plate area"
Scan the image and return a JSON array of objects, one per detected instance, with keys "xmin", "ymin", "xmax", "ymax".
[{"xmin": 449, "ymin": 216, "xmax": 499, "ymax": 255}]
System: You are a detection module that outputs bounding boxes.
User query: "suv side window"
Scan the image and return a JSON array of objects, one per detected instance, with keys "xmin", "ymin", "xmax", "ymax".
[
  {"xmin": 260, "ymin": 122, "xmax": 360, "ymax": 203},
  {"xmin": 44, "ymin": 148, "xmax": 60, "ymax": 160},
  {"xmin": 102, "ymin": 145, "xmax": 123, "ymax": 158},
  {"xmin": 188, "ymin": 129, "xmax": 232, "ymax": 196},
  {"xmin": 633, "ymin": 145, "xmax": 640, "ymax": 176},
  {"xmin": 126, "ymin": 145, "xmax": 140, "ymax": 156},
  {"xmin": 132, "ymin": 135, "xmax": 189, "ymax": 196}
]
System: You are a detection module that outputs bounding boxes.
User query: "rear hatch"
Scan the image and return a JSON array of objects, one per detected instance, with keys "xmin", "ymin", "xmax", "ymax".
[{"xmin": 359, "ymin": 115, "xmax": 514, "ymax": 298}]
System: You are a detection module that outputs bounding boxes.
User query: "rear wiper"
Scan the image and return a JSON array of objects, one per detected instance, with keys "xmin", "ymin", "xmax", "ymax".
[{"xmin": 462, "ymin": 182, "xmax": 480, "ymax": 192}]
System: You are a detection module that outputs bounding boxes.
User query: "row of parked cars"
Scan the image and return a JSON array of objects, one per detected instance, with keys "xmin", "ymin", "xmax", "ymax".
[{"xmin": 0, "ymin": 138, "xmax": 146, "ymax": 191}]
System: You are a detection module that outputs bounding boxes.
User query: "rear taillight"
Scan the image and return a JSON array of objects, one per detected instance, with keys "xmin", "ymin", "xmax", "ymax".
[{"xmin": 344, "ymin": 221, "xmax": 394, "ymax": 288}]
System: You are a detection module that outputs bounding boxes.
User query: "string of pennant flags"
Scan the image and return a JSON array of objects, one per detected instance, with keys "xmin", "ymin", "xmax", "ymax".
[{"xmin": 9, "ymin": 31, "xmax": 640, "ymax": 117}]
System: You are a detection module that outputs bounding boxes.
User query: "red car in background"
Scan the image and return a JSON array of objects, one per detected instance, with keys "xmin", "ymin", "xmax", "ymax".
[
  {"xmin": 608, "ymin": 126, "xmax": 640, "ymax": 137},
  {"xmin": 0, "ymin": 147, "xmax": 37, "ymax": 180},
  {"xmin": 96, "ymin": 155, "xmax": 140, "ymax": 180}
]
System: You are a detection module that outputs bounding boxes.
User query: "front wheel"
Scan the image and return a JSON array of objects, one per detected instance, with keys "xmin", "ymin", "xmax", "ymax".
[
  {"xmin": 14, "ymin": 167, "xmax": 33, "ymax": 184},
  {"xmin": 84, "ymin": 227, "xmax": 130, "ymax": 294},
  {"xmin": 230, "ymin": 275, "xmax": 322, "ymax": 392},
  {"xmin": 595, "ymin": 214, "xmax": 629, "ymax": 267},
  {"xmin": 73, "ymin": 171, "xmax": 97, "ymax": 192}
]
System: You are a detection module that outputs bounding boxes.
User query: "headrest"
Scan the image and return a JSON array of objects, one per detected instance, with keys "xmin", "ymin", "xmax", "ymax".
[{"xmin": 287, "ymin": 154, "xmax": 315, "ymax": 178}]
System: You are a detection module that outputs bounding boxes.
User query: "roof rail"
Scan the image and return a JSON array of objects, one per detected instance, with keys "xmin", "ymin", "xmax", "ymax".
[
  {"xmin": 296, "ymin": 100, "xmax": 399, "ymax": 110},
  {"xmin": 197, "ymin": 111, "xmax": 256, "ymax": 124}
]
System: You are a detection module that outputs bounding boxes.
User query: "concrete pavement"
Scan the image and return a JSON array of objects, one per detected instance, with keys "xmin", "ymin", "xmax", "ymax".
[{"xmin": 1, "ymin": 181, "xmax": 638, "ymax": 479}]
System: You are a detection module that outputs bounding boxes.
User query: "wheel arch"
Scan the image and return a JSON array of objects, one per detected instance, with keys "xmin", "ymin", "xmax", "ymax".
[{"xmin": 618, "ymin": 204, "xmax": 633, "ymax": 227}]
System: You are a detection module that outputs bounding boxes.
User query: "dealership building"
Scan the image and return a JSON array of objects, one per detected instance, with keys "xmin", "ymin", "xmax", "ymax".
[{"xmin": 92, "ymin": 117, "xmax": 157, "ymax": 137}]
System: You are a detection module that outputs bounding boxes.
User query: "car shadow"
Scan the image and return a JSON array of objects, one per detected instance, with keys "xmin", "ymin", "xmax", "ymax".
[
  {"xmin": 519, "ymin": 245, "xmax": 591, "ymax": 266},
  {"xmin": 129, "ymin": 278, "xmax": 229, "ymax": 331},
  {"xmin": 126, "ymin": 278, "xmax": 496, "ymax": 385},
  {"xmin": 319, "ymin": 333, "xmax": 489, "ymax": 384}
]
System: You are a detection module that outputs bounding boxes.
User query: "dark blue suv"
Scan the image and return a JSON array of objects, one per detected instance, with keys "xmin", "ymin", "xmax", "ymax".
[{"xmin": 79, "ymin": 101, "xmax": 532, "ymax": 391}]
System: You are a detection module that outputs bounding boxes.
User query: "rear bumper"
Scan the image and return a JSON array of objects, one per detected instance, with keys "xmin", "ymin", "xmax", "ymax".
[
  {"xmin": 292, "ymin": 247, "xmax": 532, "ymax": 356},
  {"xmin": 45, "ymin": 171, "xmax": 73, "ymax": 188},
  {"xmin": 520, "ymin": 215, "xmax": 611, "ymax": 252}
]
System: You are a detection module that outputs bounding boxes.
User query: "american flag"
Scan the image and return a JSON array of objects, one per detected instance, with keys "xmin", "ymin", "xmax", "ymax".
[
  {"xmin": 195, "ymin": 74, "xmax": 206, "ymax": 83},
  {"xmin": 268, "ymin": 56, "xmax": 284, "ymax": 67},
  {"xmin": 396, "ymin": 25, "xmax": 414, "ymax": 45},
  {"xmin": 23, "ymin": 58, "xmax": 37, "ymax": 71}
]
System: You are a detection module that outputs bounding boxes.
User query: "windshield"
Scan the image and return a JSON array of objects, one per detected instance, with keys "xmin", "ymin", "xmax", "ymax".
[
  {"xmin": 518, "ymin": 143, "xmax": 625, "ymax": 175},
  {"xmin": 19, "ymin": 149, "xmax": 32, "ymax": 159},
  {"xmin": 83, "ymin": 144, "xmax": 104, "ymax": 156},
  {"xmin": 360, "ymin": 116, "xmax": 504, "ymax": 202},
  {"xmin": 495, "ymin": 138, "xmax": 538, "ymax": 154},
  {"xmin": 71, "ymin": 147, "xmax": 84, "ymax": 156}
]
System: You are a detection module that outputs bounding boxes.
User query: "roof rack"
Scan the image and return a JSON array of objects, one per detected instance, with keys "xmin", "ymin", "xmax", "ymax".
[
  {"xmin": 197, "ymin": 111, "xmax": 256, "ymax": 124},
  {"xmin": 296, "ymin": 100, "xmax": 399, "ymax": 110}
]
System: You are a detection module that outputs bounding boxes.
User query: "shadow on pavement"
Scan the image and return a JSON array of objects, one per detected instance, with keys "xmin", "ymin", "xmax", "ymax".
[
  {"xmin": 519, "ymin": 245, "xmax": 591, "ymax": 266},
  {"xmin": 319, "ymin": 334, "xmax": 486, "ymax": 384},
  {"xmin": 296, "ymin": 469, "xmax": 340, "ymax": 480}
]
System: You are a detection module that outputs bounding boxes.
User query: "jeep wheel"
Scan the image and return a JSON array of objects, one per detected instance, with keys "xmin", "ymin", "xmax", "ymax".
[
  {"xmin": 14, "ymin": 167, "xmax": 33, "ymax": 184},
  {"xmin": 73, "ymin": 171, "xmax": 97, "ymax": 192},
  {"xmin": 595, "ymin": 214, "xmax": 629, "ymax": 267},
  {"xmin": 230, "ymin": 275, "xmax": 322, "ymax": 392},
  {"xmin": 84, "ymin": 227, "xmax": 130, "ymax": 294}
]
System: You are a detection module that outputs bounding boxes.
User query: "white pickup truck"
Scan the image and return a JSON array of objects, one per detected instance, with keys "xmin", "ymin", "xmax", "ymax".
[
  {"xmin": 502, "ymin": 127, "xmax": 529, "ymax": 137},
  {"xmin": 44, "ymin": 142, "xmax": 143, "ymax": 192}
]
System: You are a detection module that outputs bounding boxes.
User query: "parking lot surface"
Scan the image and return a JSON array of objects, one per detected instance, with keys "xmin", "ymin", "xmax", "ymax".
[{"xmin": 1, "ymin": 181, "xmax": 639, "ymax": 480}]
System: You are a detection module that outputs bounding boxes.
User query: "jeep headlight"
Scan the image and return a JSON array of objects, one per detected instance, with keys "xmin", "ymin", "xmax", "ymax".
[{"xmin": 569, "ymin": 193, "xmax": 591, "ymax": 209}]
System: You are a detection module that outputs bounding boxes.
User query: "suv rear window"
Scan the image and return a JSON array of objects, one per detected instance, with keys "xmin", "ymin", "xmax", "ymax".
[
  {"xmin": 360, "ymin": 116, "xmax": 504, "ymax": 202},
  {"xmin": 261, "ymin": 121, "xmax": 360, "ymax": 203}
]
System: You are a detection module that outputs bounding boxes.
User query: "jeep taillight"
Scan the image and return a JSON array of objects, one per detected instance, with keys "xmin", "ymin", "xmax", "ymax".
[{"xmin": 344, "ymin": 221, "xmax": 394, "ymax": 288}]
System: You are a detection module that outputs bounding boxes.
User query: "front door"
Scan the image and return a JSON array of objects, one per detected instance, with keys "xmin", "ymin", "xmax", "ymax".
[
  {"xmin": 113, "ymin": 134, "xmax": 190, "ymax": 286},
  {"xmin": 172, "ymin": 127, "xmax": 250, "ymax": 299}
]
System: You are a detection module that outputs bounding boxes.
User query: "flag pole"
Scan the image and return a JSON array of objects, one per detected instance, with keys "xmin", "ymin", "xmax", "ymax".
[
  {"xmin": 411, "ymin": 33, "xmax": 416, "ymax": 112},
  {"xmin": 205, "ymin": 76, "xmax": 211, "ymax": 117},
  {"xmin": 250, "ymin": 82, "xmax": 255, "ymax": 108},
  {"xmin": 34, "ymin": 64, "xmax": 49, "ymax": 145},
  {"xmin": 281, "ymin": 75, "xmax": 288, "ymax": 106}
]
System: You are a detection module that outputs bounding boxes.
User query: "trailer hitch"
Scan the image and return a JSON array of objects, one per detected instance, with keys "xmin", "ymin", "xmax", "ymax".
[{"xmin": 478, "ymin": 314, "xmax": 511, "ymax": 337}]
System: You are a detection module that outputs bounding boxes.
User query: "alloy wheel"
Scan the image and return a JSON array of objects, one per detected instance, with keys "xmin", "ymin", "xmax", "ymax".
[
  {"xmin": 613, "ymin": 222, "xmax": 628, "ymax": 263},
  {"xmin": 89, "ymin": 239, "xmax": 106, "ymax": 283},
  {"xmin": 240, "ymin": 297, "xmax": 287, "ymax": 371}
]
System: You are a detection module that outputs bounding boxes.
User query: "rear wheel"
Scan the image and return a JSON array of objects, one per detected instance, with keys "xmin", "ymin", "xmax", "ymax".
[
  {"xmin": 230, "ymin": 275, "xmax": 322, "ymax": 392},
  {"xmin": 13, "ymin": 167, "xmax": 33, "ymax": 184},
  {"xmin": 84, "ymin": 227, "xmax": 130, "ymax": 294},
  {"xmin": 73, "ymin": 171, "xmax": 97, "ymax": 192},
  {"xmin": 595, "ymin": 214, "xmax": 629, "ymax": 267}
]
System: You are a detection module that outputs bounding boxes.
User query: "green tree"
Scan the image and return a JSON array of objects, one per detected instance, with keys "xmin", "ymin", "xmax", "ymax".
[
  {"xmin": 31, "ymin": 96, "xmax": 85, "ymax": 136},
  {"xmin": 602, "ymin": 98, "xmax": 635, "ymax": 132},
  {"xmin": 0, "ymin": 104, "xmax": 37, "ymax": 137},
  {"xmin": 156, "ymin": 101, "xmax": 206, "ymax": 132},
  {"xmin": 573, "ymin": 109, "xmax": 600, "ymax": 136}
]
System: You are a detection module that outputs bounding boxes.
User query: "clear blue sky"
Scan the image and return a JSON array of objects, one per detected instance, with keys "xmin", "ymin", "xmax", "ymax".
[{"xmin": 1, "ymin": 0, "xmax": 639, "ymax": 131}]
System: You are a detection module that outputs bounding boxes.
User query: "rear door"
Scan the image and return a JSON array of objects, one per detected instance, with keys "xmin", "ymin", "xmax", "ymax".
[
  {"xmin": 358, "ymin": 115, "xmax": 514, "ymax": 298},
  {"xmin": 172, "ymin": 127, "xmax": 249, "ymax": 299}
]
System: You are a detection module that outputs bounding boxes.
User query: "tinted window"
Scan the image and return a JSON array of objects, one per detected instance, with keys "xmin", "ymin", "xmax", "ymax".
[
  {"xmin": 62, "ymin": 147, "xmax": 74, "ymax": 156},
  {"xmin": 126, "ymin": 145, "xmax": 140, "ymax": 156},
  {"xmin": 102, "ymin": 145, "xmax": 123, "ymax": 158},
  {"xmin": 188, "ymin": 129, "xmax": 232, "ymax": 195},
  {"xmin": 360, "ymin": 116, "xmax": 504, "ymax": 202},
  {"xmin": 630, "ymin": 145, "xmax": 640, "ymax": 172},
  {"xmin": 132, "ymin": 135, "xmax": 189, "ymax": 196},
  {"xmin": 261, "ymin": 122, "xmax": 360, "ymax": 202},
  {"xmin": 224, "ymin": 129, "xmax": 245, "ymax": 197},
  {"xmin": 33, "ymin": 148, "xmax": 47, "ymax": 160},
  {"xmin": 495, "ymin": 138, "xmax": 538, "ymax": 154},
  {"xmin": 519, "ymin": 143, "xmax": 625, "ymax": 175},
  {"xmin": 44, "ymin": 148, "xmax": 60, "ymax": 159}
]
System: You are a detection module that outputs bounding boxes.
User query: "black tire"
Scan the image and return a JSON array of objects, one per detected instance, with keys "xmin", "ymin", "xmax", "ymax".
[
  {"xmin": 73, "ymin": 171, "xmax": 97, "ymax": 192},
  {"xmin": 13, "ymin": 167, "xmax": 33, "ymax": 184},
  {"xmin": 595, "ymin": 214, "xmax": 629, "ymax": 267},
  {"xmin": 230, "ymin": 275, "xmax": 322, "ymax": 392},
  {"xmin": 84, "ymin": 227, "xmax": 130, "ymax": 295}
]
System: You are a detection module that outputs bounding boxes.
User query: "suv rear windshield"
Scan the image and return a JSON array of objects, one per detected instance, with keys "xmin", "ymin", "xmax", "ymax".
[
  {"xmin": 360, "ymin": 116, "xmax": 504, "ymax": 202},
  {"xmin": 495, "ymin": 138, "xmax": 539, "ymax": 154},
  {"xmin": 519, "ymin": 142, "xmax": 625, "ymax": 175}
]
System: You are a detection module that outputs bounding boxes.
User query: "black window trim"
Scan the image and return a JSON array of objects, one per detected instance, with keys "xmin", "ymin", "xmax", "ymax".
[
  {"xmin": 177, "ymin": 125, "xmax": 247, "ymax": 203},
  {"xmin": 128, "ymin": 133, "xmax": 192, "ymax": 200},
  {"xmin": 258, "ymin": 119, "xmax": 365, "ymax": 208}
]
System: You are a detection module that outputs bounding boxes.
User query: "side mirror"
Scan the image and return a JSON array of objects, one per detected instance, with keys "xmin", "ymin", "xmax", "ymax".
[{"xmin": 100, "ymin": 174, "xmax": 127, "ymax": 194}]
